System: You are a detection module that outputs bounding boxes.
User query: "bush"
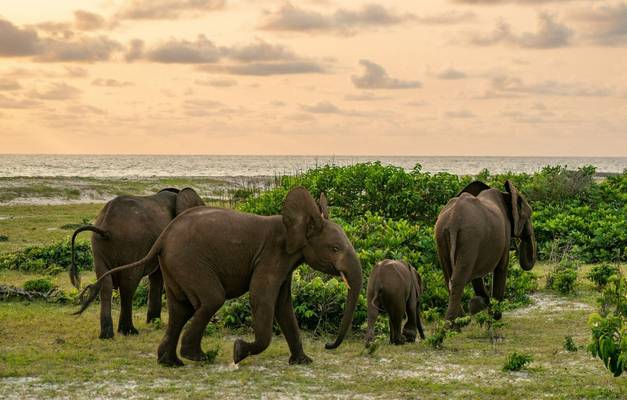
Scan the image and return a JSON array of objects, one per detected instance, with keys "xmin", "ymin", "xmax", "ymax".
[
  {"xmin": 219, "ymin": 296, "xmax": 252, "ymax": 329},
  {"xmin": 0, "ymin": 240, "xmax": 92, "ymax": 273},
  {"xmin": 23, "ymin": 278, "xmax": 54, "ymax": 294},
  {"xmin": 546, "ymin": 259, "xmax": 578, "ymax": 295},
  {"xmin": 564, "ymin": 336, "xmax": 577, "ymax": 352},
  {"xmin": 588, "ymin": 271, "xmax": 627, "ymax": 377},
  {"xmin": 503, "ymin": 351, "xmax": 533, "ymax": 372},
  {"xmin": 587, "ymin": 263, "xmax": 620, "ymax": 289},
  {"xmin": 133, "ymin": 280, "xmax": 149, "ymax": 307},
  {"xmin": 0, "ymin": 235, "xmax": 8, "ymax": 242}
]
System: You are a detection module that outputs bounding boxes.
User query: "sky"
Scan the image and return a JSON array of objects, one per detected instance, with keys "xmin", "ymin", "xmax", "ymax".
[{"xmin": 0, "ymin": 0, "xmax": 626, "ymax": 156}]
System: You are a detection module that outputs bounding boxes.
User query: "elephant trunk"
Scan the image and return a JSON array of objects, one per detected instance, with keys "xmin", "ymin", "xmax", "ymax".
[
  {"xmin": 518, "ymin": 221, "xmax": 537, "ymax": 271},
  {"xmin": 325, "ymin": 255, "xmax": 362, "ymax": 350}
]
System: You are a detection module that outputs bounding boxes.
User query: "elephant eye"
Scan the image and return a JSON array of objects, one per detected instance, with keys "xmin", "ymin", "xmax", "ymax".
[{"xmin": 331, "ymin": 245, "xmax": 341, "ymax": 252}]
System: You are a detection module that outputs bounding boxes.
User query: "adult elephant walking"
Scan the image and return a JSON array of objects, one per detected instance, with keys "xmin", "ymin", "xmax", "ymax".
[
  {"xmin": 435, "ymin": 180, "xmax": 537, "ymax": 321},
  {"xmin": 71, "ymin": 187, "xmax": 204, "ymax": 339},
  {"xmin": 79, "ymin": 187, "xmax": 363, "ymax": 366}
]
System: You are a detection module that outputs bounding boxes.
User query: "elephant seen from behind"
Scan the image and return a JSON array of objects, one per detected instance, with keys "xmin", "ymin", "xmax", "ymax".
[
  {"xmin": 365, "ymin": 259, "xmax": 425, "ymax": 347},
  {"xmin": 434, "ymin": 180, "xmax": 537, "ymax": 321}
]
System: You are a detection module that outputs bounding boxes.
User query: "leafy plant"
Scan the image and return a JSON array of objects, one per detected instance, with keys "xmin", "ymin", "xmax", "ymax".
[
  {"xmin": 503, "ymin": 351, "xmax": 533, "ymax": 372},
  {"xmin": 546, "ymin": 258, "xmax": 578, "ymax": 295},
  {"xmin": 587, "ymin": 263, "xmax": 620, "ymax": 290},
  {"xmin": 0, "ymin": 235, "xmax": 8, "ymax": 242},
  {"xmin": 204, "ymin": 344, "xmax": 220, "ymax": 363},
  {"xmin": 132, "ymin": 280, "xmax": 149, "ymax": 307},
  {"xmin": 23, "ymin": 278, "xmax": 54, "ymax": 294},
  {"xmin": 425, "ymin": 320, "xmax": 456, "ymax": 349},
  {"xmin": 0, "ymin": 240, "xmax": 92, "ymax": 273},
  {"xmin": 564, "ymin": 336, "xmax": 578, "ymax": 352}
]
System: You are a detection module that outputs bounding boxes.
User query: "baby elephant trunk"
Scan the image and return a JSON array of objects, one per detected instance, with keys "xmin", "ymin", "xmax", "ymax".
[
  {"xmin": 519, "ymin": 221, "xmax": 537, "ymax": 271},
  {"xmin": 325, "ymin": 256, "xmax": 362, "ymax": 350}
]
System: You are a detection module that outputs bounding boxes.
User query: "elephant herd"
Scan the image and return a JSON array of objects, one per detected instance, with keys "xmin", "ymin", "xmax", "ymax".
[{"xmin": 72, "ymin": 180, "xmax": 537, "ymax": 366}]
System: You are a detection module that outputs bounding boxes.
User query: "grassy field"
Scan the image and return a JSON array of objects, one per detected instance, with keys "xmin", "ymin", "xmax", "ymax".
[{"xmin": 1, "ymin": 201, "xmax": 625, "ymax": 399}]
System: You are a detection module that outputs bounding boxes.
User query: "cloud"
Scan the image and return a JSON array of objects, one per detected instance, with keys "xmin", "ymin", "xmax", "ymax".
[
  {"xmin": 0, "ymin": 19, "xmax": 40, "ymax": 56},
  {"xmin": 144, "ymin": 35, "xmax": 220, "ymax": 63},
  {"xmin": 469, "ymin": 13, "xmax": 572, "ymax": 48},
  {"xmin": 0, "ymin": 18, "xmax": 122, "ymax": 62},
  {"xmin": 223, "ymin": 40, "xmax": 296, "ymax": 62},
  {"xmin": 490, "ymin": 75, "xmax": 616, "ymax": 97},
  {"xmin": 28, "ymin": 82, "xmax": 81, "ymax": 100},
  {"xmin": 74, "ymin": 10, "xmax": 108, "ymax": 31},
  {"xmin": 351, "ymin": 59, "xmax": 421, "ymax": 89},
  {"xmin": 117, "ymin": 0, "xmax": 226, "ymax": 20},
  {"xmin": 200, "ymin": 61, "xmax": 326, "ymax": 75},
  {"xmin": 92, "ymin": 78, "xmax": 134, "ymax": 87},
  {"xmin": 67, "ymin": 104, "xmax": 106, "ymax": 115},
  {"xmin": 445, "ymin": 109, "xmax": 476, "ymax": 118},
  {"xmin": 571, "ymin": 2, "xmax": 627, "ymax": 46},
  {"xmin": 0, "ymin": 79, "xmax": 21, "ymax": 91},
  {"xmin": 300, "ymin": 101, "xmax": 364, "ymax": 116},
  {"xmin": 195, "ymin": 78, "xmax": 238, "ymax": 87},
  {"xmin": 415, "ymin": 11, "xmax": 476, "ymax": 24},
  {"xmin": 37, "ymin": 36, "xmax": 122, "ymax": 62},
  {"xmin": 260, "ymin": 3, "xmax": 414, "ymax": 35},
  {"xmin": 344, "ymin": 92, "xmax": 389, "ymax": 101},
  {"xmin": 0, "ymin": 94, "xmax": 40, "ymax": 109},
  {"xmin": 434, "ymin": 67, "xmax": 468, "ymax": 80}
]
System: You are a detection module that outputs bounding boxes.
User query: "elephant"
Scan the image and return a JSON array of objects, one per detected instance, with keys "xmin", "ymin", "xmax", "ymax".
[
  {"xmin": 434, "ymin": 180, "xmax": 537, "ymax": 322},
  {"xmin": 365, "ymin": 259, "xmax": 425, "ymax": 347},
  {"xmin": 77, "ymin": 187, "xmax": 363, "ymax": 366},
  {"xmin": 71, "ymin": 187, "xmax": 205, "ymax": 339}
]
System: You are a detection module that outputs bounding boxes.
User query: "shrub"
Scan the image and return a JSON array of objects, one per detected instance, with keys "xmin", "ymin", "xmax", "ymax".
[
  {"xmin": 546, "ymin": 259, "xmax": 578, "ymax": 295},
  {"xmin": 133, "ymin": 280, "xmax": 149, "ymax": 307},
  {"xmin": 564, "ymin": 336, "xmax": 577, "ymax": 352},
  {"xmin": 204, "ymin": 345, "xmax": 220, "ymax": 363},
  {"xmin": 425, "ymin": 320, "xmax": 454, "ymax": 349},
  {"xmin": 0, "ymin": 240, "xmax": 92, "ymax": 273},
  {"xmin": 23, "ymin": 278, "xmax": 54, "ymax": 294},
  {"xmin": 219, "ymin": 296, "xmax": 252, "ymax": 329},
  {"xmin": 503, "ymin": 352, "xmax": 533, "ymax": 372},
  {"xmin": 587, "ymin": 263, "xmax": 620, "ymax": 290},
  {"xmin": 0, "ymin": 235, "xmax": 8, "ymax": 242}
]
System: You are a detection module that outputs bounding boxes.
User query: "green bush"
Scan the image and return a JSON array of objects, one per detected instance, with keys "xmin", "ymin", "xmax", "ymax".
[
  {"xmin": 564, "ymin": 336, "xmax": 577, "ymax": 352},
  {"xmin": 133, "ymin": 280, "xmax": 149, "ymax": 307},
  {"xmin": 0, "ymin": 235, "xmax": 8, "ymax": 242},
  {"xmin": 0, "ymin": 240, "xmax": 92, "ymax": 273},
  {"xmin": 587, "ymin": 263, "xmax": 620, "ymax": 290},
  {"xmin": 219, "ymin": 295, "xmax": 252, "ymax": 329},
  {"xmin": 23, "ymin": 278, "xmax": 54, "ymax": 293},
  {"xmin": 546, "ymin": 259, "xmax": 578, "ymax": 295},
  {"xmin": 503, "ymin": 351, "xmax": 533, "ymax": 372}
]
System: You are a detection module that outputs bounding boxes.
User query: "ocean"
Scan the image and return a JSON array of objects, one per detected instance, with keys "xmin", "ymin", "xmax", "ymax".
[{"xmin": 0, "ymin": 154, "xmax": 625, "ymax": 177}]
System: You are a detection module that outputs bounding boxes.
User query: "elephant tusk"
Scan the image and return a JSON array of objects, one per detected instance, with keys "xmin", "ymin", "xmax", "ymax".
[{"xmin": 340, "ymin": 272, "xmax": 351, "ymax": 290}]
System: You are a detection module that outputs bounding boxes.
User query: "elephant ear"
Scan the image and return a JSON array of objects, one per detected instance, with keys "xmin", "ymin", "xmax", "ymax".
[
  {"xmin": 175, "ymin": 188, "xmax": 204, "ymax": 215},
  {"xmin": 318, "ymin": 192, "xmax": 329, "ymax": 219},
  {"xmin": 504, "ymin": 180, "xmax": 527, "ymax": 237},
  {"xmin": 282, "ymin": 187, "xmax": 324, "ymax": 254},
  {"xmin": 456, "ymin": 181, "xmax": 491, "ymax": 197}
]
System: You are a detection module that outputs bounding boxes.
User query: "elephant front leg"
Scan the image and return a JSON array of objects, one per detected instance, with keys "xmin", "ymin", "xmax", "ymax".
[
  {"xmin": 469, "ymin": 278, "xmax": 490, "ymax": 315},
  {"xmin": 233, "ymin": 283, "xmax": 279, "ymax": 364},
  {"xmin": 274, "ymin": 279, "xmax": 312, "ymax": 365},
  {"xmin": 99, "ymin": 273, "xmax": 114, "ymax": 339},
  {"xmin": 491, "ymin": 260, "xmax": 508, "ymax": 320}
]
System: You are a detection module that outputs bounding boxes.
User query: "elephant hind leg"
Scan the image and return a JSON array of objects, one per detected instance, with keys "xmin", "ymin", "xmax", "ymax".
[
  {"xmin": 158, "ymin": 288, "xmax": 194, "ymax": 367},
  {"xmin": 95, "ymin": 258, "xmax": 114, "ymax": 339},
  {"xmin": 118, "ymin": 275, "xmax": 141, "ymax": 335},
  {"xmin": 180, "ymin": 283, "xmax": 226, "ymax": 361},
  {"xmin": 385, "ymin": 294, "xmax": 406, "ymax": 345},
  {"xmin": 147, "ymin": 268, "xmax": 164, "ymax": 323},
  {"xmin": 469, "ymin": 278, "xmax": 490, "ymax": 315},
  {"xmin": 402, "ymin": 293, "xmax": 418, "ymax": 343}
]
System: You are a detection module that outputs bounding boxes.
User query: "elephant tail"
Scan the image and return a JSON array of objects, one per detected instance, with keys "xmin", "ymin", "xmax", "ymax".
[
  {"xmin": 370, "ymin": 285, "xmax": 385, "ymax": 313},
  {"xmin": 72, "ymin": 235, "xmax": 162, "ymax": 316},
  {"xmin": 70, "ymin": 225, "xmax": 110, "ymax": 290},
  {"xmin": 446, "ymin": 228, "xmax": 458, "ymax": 288}
]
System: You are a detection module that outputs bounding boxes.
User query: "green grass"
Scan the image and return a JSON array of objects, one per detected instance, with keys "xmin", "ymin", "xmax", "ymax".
[{"xmin": 1, "ymin": 265, "xmax": 626, "ymax": 399}]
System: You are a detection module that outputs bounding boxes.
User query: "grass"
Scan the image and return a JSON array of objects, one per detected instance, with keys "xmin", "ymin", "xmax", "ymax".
[{"xmin": 1, "ymin": 264, "xmax": 626, "ymax": 399}]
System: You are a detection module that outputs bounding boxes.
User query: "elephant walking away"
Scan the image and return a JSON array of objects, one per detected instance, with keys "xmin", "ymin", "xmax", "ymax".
[
  {"xmin": 71, "ymin": 188, "xmax": 204, "ymax": 339},
  {"xmin": 365, "ymin": 259, "xmax": 425, "ymax": 347},
  {"xmin": 434, "ymin": 180, "xmax": 537, "ymax": 321},
  {"xmin": 78, "ymin": 187, "xmax": 363, "ymax": 366}
]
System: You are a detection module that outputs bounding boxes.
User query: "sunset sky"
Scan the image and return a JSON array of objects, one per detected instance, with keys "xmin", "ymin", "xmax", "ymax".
[{"xmin": 1, "ymin": 0, "xmax": 626, "ymax": 156}]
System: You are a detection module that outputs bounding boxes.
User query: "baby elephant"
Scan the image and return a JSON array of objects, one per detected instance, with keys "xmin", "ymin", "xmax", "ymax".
[{"xmin": 365, "ymin": 260, "xmax": 426, "ymax": 346}]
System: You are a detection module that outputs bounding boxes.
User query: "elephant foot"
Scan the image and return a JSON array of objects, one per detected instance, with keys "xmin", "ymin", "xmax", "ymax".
[
  {"xmin": 469, "ymin": 296, "xmax": 489, "ymax": 315},
  {"xmin": 99, "ymin": 322, "xmax": 114, "ymax": 339},
  {"xmin": 146, "ymin": 312, "xmax": 161, "ymax": 324},
  {"xmin": 492, "ymin": 310, "xmax": 502, "ymax": 320},
  {"xmin": 180, "ymin": 346, "xmax": 207, "ymax": 362},
  {"xmin": 158, "ymin": 353, "xmax": 184, "ymax": 367},
  {"xmin": 403, "ymin": 334, "xmax": 416, "ymax": 343},
  {"xmin": 289, "ymin": 353, "xmax": 313, "ymax": 365},
  {"xmin": 118, "ymin": 326, "xmax": 139, "ymax": 336},
  {"xmin": 391, "ymin": 337, "xmax": 406, "ymax": 346},
  {"xmin": 233, "ymin": 339, "xmax": 250, "ymax": 364}
]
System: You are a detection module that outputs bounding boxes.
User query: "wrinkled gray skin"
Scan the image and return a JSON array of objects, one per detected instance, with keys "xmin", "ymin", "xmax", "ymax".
[
  {"xmin": 71, "ymin": 188, "xmax": 204, "ymax": 339},
  {"xmin": 434, "ymin": 180, "xmax": 537, "ymax": 321},
  {"xmin": 365, "ymin": 259, "xmax": 425, "ymax": 346},
  {"xmin": 78, "ymin": 187, "xmax": 363, "ymax": 366}
]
